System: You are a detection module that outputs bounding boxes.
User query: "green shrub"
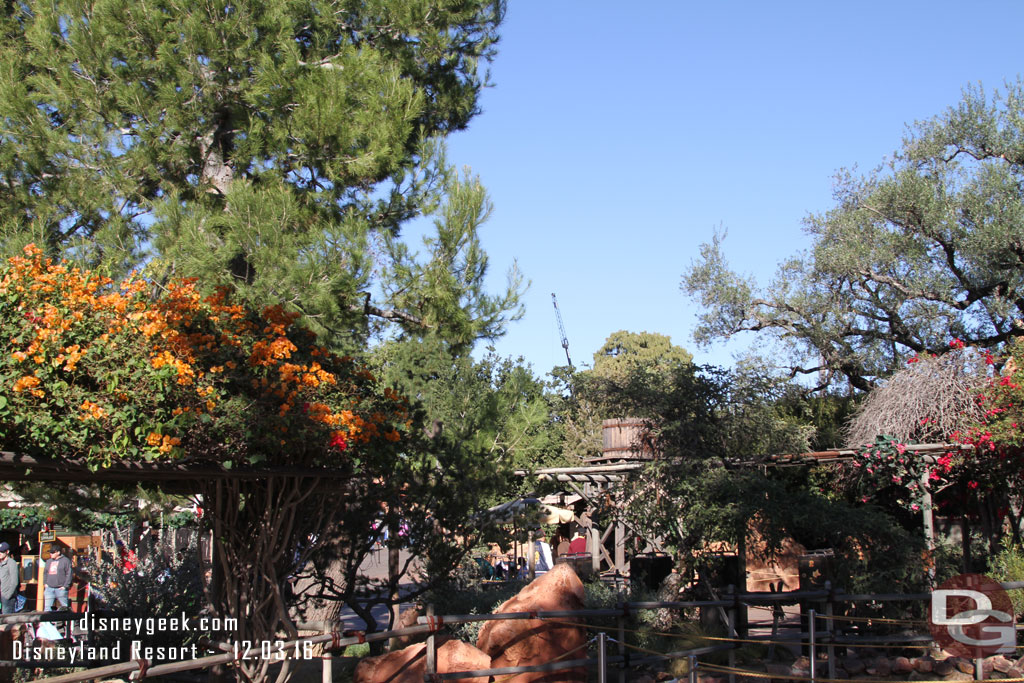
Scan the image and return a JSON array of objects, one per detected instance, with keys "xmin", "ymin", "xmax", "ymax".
[{"xmin": 989, "ymin": 539, "xmax": 1024, "ymax": 617}]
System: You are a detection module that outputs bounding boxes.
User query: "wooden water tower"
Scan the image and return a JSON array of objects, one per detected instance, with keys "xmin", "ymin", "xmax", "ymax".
[{"xmin": 595, "ymin": 418, "xmax": 658, "ymax": 463}]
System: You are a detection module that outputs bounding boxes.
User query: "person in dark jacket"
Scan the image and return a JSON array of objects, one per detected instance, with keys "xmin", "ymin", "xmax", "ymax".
[
  {"xmin": 0, "ymin": 543, "xmax": 18, "ymax": 614},
  {"xmin": 44, "ymin": 544, "xmax": 72, "ymax": 611}
]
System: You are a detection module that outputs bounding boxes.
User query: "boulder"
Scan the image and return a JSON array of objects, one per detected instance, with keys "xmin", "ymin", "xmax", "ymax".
[
  {"xmin": 953, "ymin": 658, "xmax": 974, "ymax": 675},
  {"xmin": 914, "ymin": 656, "xmax": 934, "ymax": 673},
  {"xmin": 389, "ymin": 604, "xmax": 424, "ymax": 649},
  {"xmin": 893, "ymin": 656, "xmax": 914, "ymax": 673},
  {"xmin": 477, "ymin": 563, "xmax": 587, "ymax": 683},
  {"xmin": 866, "ymin": 656, "xmax": 890, "ymax": 676},
  {"xmin": 991, "ymin": 655, "xmax": 1013, "ymax": 674},
  {"xmin": 841, "ymin": 656, "xmax": 864, "ymax": 675},
  {"xmin": 354, "ymin": 638, "xmax": 490, "ymax": 683}
]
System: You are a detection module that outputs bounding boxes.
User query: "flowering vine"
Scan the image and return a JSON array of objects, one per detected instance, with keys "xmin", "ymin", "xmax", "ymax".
[
  {"xmin": 850, "ymin": 435, "xmax": 955, "ymax": 511},
  {"xmin": 0, "ymin": 245, "xmax": 411, "ymax": 470}
]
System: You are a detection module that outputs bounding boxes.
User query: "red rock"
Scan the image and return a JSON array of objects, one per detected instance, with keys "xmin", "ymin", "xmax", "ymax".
[
  {"xmin": 354, "ymin": 639, "xmax": 490, "ymax": 683},
  {"xmin": 437, "ymin": 640, "xmax": 493, "ymax": 682},
  {"xmin": 992, "ymin": 655, "xmax": 1013, "ymax": 674},
  {"xmin": 894, "ymin": 656, "xmax": 914, "ymax": 673},
  {"xmin": 954, "ymin": 658, "xmax": 974, "ymax": 675},
  {"xmin": 842, "ymin": 657, "xmax": 864, "ymax": 674},
  {"xmin": 476, "ymin": 563, "xmax": 587, "ymax": 683},
  {"xmin": 390, "ymin": 604, "xmax": 424, "ymax": 649},
  {"xmin": 868, "ymin": 656, "xmax": 891, "ymax": 676},
  {"xmin": 914, "ymin": 656, "xmax": 934, "ymax": 673}
]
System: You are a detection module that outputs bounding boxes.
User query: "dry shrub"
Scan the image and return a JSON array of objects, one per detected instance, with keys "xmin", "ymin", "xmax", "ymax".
[{"xmin": 845, "ymin": 348, "xmax": 987, "ymax": 446}]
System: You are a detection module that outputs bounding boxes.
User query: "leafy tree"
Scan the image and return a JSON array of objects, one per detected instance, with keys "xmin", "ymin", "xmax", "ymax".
[
  {"xmin": 591, "ymin": 330, "xmax": 693, "ymax": 384},
  {"xmin": 0, "ymin": 247, "xmax": 425, "ymax": 681},
  {"xmin": 607, "ymin": 359, "xmax": 926, "ymax": 592},
  {"xmin": 683, "ymin": 79, "xmax": 1024, "ymax": 391},
  {"xmin": 557, "ymin": 330, "xmax": 694, "ymax": 460},
  {"xmin": 0, "ymin": 0, "xmax": 520, "ymax": 349},
  {"xmin": 282, "ymin": 337, "xmax": 563, "ymax": 637},
  {"xmin": 374, "ymin": 336, "xmax": 562, "ymax": 485}
]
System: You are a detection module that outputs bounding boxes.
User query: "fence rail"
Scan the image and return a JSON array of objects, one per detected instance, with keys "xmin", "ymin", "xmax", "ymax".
[{"xmin": 3, "ymin": 580, "xmax": 1023, "ymax": 681}]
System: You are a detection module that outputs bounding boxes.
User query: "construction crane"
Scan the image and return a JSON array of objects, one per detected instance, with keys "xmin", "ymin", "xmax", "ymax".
[{"xmin": 550, "ymin": 293, "xmax": 573, "ymax": 368}]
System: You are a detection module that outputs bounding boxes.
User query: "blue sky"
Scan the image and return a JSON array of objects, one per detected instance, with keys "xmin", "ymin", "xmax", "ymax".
[{"xmin": 431, "ymin": 2, "xmax": 1024, "ymax": 376}]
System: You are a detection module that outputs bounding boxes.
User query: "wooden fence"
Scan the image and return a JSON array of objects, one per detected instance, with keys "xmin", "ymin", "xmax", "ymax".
[{"xmin": 2, "ymin": 581, "xmax": 1023, "ymax": 681}]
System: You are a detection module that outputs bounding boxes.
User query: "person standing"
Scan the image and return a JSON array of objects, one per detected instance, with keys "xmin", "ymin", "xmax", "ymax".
[
  {"xmin": 44, "ymin": 544, "xmax": 72, "ymax": 611},
  {"xmin": 0, "ymin": 543, "xmax": 18, "ymax": 614},
  {"xmin": 534, "ymin": 531, "xmax": 553, "ymax": 575}
]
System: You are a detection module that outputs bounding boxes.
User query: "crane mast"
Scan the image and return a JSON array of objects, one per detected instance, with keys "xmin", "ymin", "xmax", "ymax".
[{"xmin": 550, "ymin": 293, "xmax": 573, "ymax": 368}]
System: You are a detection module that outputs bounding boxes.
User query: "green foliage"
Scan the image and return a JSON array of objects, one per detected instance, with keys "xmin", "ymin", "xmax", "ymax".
[
  {"xmin": 87, "ymin": 533, "xmax": 206, "ymax": 663},
  {"xmin": 990, "ymin": 539, "xmax": 1024, "ymax": 617},
  {"xmin": 420, "ymin": 560, "xmax": 524, "ymax": 643},
  {"xmin": 0, "ymin": 0, "xmax": 519, "ymax": 350},
  {"xmin": 846, "ymin": 435, "xmax": 943, "ymax": 511},
  {"xmin": 372, "ymin": 337, "xmax": 563, "ymax": 502},
  {"xmin": 591, "ymin": 330, "xmax": 693, "ymax": 385},
  {"xmin": 557, "ymin": 330, "xmax": 696, "ymax": 461},
  {"xmin": 683, "ymin": 79, "xmax": 1024, "ymax": 391}
]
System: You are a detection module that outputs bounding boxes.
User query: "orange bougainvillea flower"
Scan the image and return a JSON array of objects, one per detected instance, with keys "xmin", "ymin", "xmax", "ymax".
[{"xmin": 1, "ymin": 245, "xmax": 411, "ymax": 467}]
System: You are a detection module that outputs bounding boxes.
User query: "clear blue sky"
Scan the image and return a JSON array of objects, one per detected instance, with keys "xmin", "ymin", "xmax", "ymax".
[{"xmin": 434, "ymin": 1, "xmax": 1023, "ymax": 375}]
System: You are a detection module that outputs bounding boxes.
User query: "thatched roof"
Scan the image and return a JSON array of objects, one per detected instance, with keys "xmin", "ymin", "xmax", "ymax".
[{"xmin": 845, "ymin": 348, "xmax": 987, "ymax": 447}]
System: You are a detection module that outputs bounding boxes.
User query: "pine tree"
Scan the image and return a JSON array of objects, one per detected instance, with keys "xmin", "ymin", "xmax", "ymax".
[{"xmin": 0, "ymin": 0, "xmax": 519, "ymax": 348}]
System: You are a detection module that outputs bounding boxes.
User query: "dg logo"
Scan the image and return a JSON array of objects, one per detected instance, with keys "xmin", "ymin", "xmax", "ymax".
[{"xmin": 929, "ymin": 573, "xmax": 1016, "ymax": 658}]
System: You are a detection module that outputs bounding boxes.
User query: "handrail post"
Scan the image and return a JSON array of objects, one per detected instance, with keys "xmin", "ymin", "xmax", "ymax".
[
  {"xmin": 726, "ymin": 584, "xmax": 737, "ymax": 683},
  {"xmin": 617, "ymin": 602, "xmax": 627, "ymax": 683},
  {"xmin": 598, "ymin": 631, "xmax": 607, "ymax": 683},
  {"xmin": 322, "ymin": 649, "xmax": 332, "ymax": 683},
  {"xmin": 809, "ymin": 608, "xmax": 816, "ymax": 683},
  {"xmin": 688, "ymin": 654, "xmax": 697, "ymax": 683},
  {"xmin": 825, "ymin": 582, "xmax": 836, "ymax": 681},
  {"xmin": 425, "ymin": 604, "xmax": 436, "ymax": 683}
]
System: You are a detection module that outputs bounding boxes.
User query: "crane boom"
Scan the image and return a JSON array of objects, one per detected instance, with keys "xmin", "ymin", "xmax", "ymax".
[{"xmin": 550, "ymin": 293, "xmax": 573, "ymax": 368}]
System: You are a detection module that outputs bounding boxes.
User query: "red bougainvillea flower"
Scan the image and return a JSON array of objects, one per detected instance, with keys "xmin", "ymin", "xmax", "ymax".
[{"xmin": 329, "ymin": 433, "xmax": 348, "ymax": 451}]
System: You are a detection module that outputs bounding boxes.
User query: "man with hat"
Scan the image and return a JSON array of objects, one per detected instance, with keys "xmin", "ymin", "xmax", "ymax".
[
  {"xmin": 0, "ymin": 542, "xmax": 17, "ymax": 614},
  {"xmin": 44, "ymin": 544, "xmax": 72, "ymax": 611}
]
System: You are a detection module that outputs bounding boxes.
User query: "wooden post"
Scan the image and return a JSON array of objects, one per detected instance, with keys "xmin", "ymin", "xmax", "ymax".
[
  {"xmin": 921, "ymin": 472, "xmax": 936, "ymax": 587},
  {"xmin": 727, "ymin": 585, "xmax": 737, "ymax": 683},
  {"xmin": 528, "ymin": 531, "xmax": 536, "ymax": 581},
  {"xmin": 825, "ymin": 582, "xmax": 836, "ymax": 681},
  {"xmin": 425, "ymin": 604, "xmax": 436, "ymax": 683},
  {"xmin": 322, "ymin": 651, "xmax": 332, "ymax": 683},
  {"xmin": 614, "ymin": 522, "xmax": 626, "ymax": 573},
  {"xmin": 388, "ymin": 518, "xmax": 401, "ymax": 651},
  {"xmin": 809, "ymin": 609, "xmax": 817, "ymax": 683},
  {"xmin": 617, "ymin": 602, "xmax": 627, "ymax": 683},
  {"xmin": 589, "ymin": 527, "xmax": 600, "ymax": 576},
  {"xmin": 737, "ymin": 524, "xmax": 748, "ymax": 638}
]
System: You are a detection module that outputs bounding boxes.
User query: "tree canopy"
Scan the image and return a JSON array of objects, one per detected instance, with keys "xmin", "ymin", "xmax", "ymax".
[
  {"xmin": 683, "ymin": 79, "xmax": 1024, "ymax": 391},
  {"xmin": 0, "ymin": 0, "xmax": 520, "ymax": 350}
]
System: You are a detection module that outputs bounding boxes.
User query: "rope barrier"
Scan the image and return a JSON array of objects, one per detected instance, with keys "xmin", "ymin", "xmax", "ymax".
[
  {"xmin": 487, "ymin": 636, "xmax": 596, "ymax": 683},
  {"xmin": 814, "ymin": 612, "xmax": 928, "ymax": 626}
]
